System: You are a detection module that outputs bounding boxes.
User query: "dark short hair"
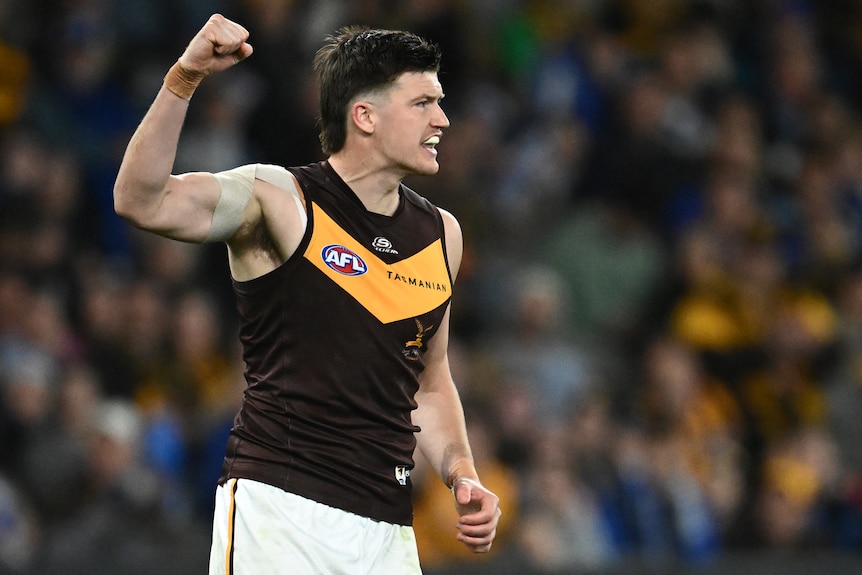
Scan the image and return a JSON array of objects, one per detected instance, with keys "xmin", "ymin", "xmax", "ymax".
[{"xmin": 313, "ymin": 27, "xmax": 442, "ymax": 155}]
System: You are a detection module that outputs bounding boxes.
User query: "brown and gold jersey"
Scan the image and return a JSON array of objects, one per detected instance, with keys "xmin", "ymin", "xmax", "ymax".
[{"xmin": 219, "ymin": 161, "xmax": 452, "ymax": 525}]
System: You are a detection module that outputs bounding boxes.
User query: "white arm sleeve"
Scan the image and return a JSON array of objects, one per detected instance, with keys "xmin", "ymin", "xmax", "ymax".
[{"xmin": 206, "ymin": 163, "xmax": 307, "ymax": 243}]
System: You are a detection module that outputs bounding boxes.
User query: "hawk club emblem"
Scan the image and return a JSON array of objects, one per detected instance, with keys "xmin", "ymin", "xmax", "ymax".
[{"xmin": 402, "ymin": 318, "xmax": 433, "ymax": 361}]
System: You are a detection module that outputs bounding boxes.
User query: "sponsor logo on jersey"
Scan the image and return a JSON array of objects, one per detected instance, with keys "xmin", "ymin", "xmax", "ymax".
[
  {"xmin": 321, "ymin": 244, "xmax": 368, "ymax": 276},
  {"xmin": 387, "ymin": 271, "xmax": 448, "ymax": 292},
  {"xmin": 372, "ymin": 236, "xmax": 399, "ymax": 254}
]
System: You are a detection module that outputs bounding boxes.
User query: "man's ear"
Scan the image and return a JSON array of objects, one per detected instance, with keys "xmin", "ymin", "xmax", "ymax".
[{"xmin": 351, "ymin": 101, "xmax": 376, "ymax": 136}]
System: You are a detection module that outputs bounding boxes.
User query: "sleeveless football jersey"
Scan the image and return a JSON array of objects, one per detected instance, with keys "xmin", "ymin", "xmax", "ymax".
[{"xmin": 219, "ymin": 161, "xmax": 453, "ymax": 525}]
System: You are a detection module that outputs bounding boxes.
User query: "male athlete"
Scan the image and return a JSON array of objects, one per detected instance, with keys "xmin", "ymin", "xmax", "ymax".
[{"xmin": 113, "ymin": 13, "xmax": 500, "ymax": 574}]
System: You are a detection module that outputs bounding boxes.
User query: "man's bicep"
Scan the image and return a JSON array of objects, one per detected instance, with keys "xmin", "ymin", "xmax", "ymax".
[
  {"xmin": 438, "ymin": 208, "xmax": 463, "ymax": 281},
  {"xmin": 418, "ymin": 305, "xmax": 453, "ymax": 392},
  {"xmin": 139, "ymin": 165, "xmax": 260, "ymax": 244},
  {"xmin": 134, "ymin": 171, "xmax": 224, "ymax": 242}
]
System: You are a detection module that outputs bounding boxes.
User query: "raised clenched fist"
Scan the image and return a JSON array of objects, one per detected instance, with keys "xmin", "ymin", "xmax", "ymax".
[{"xmin": 178, "ymin": 14, "xmax": 253, "ymax": 77}]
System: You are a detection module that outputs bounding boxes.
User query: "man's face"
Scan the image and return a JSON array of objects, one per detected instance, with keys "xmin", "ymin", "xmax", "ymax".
[{"xmin": 371, "ymin": 71, "xmax": 450, "ymax": 176}]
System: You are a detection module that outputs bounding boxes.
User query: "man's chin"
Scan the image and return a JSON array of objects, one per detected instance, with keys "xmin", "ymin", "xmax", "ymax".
[
  {"xmin": 398, "ymin": 160, "xmax": 440, "ymax": 178},
  {"xmin": 417, "ymin": 161, "xmax": 440, "ymax": 176}
]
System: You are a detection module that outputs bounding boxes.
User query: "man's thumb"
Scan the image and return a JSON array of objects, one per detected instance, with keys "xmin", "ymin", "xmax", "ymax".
[{"xmin": 456, "ymin": 482, "xmax": 472, "ymax": 506}]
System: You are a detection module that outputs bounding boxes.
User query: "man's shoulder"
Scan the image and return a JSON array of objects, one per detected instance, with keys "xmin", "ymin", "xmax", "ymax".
[{"xmin": 253, "ymin": 162, "xmax": 322, "ymax": 195}]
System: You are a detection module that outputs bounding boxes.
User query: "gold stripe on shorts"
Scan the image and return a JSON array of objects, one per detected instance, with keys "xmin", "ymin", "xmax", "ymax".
[{"xmin": 225, "ymin": 479, "xmax": 239, "ymax": 575}]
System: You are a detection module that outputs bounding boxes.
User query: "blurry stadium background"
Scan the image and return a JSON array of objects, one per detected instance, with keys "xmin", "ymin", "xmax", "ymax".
[{"xmin": 2, "ymin": 1, "xmax": 862, "ymax": 573}]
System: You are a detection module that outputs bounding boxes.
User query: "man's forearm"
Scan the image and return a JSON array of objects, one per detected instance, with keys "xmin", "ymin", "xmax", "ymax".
[
  {"xmin": 113, "ymin": 85, "xmax": 190, "ymax": 222},
  {"xmin": 414, "ymin": 382, "xmax": 477, "ymax": 487}
]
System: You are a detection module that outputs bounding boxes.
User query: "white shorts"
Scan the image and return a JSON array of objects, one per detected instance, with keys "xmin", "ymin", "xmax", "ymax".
[{"xmin": 208, "ymin": 478, "xmax": 423, "ymax": 575}]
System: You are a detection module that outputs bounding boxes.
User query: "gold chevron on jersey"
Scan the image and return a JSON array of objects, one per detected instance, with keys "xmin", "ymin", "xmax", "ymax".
[{"xmin": 304, "ymin": 202, "xmax": 451, "ymax": 324}]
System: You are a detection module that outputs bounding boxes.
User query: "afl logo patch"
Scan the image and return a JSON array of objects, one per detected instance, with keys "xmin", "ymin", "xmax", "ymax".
[{"xmin": 321, "ymin": 244, "xmax": 368, "ymax": 276}]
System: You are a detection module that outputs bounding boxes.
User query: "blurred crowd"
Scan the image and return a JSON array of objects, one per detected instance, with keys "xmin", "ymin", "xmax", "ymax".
[{"xmin": 3, "ymin": 0, "xmax": 862, "ymax": 573}]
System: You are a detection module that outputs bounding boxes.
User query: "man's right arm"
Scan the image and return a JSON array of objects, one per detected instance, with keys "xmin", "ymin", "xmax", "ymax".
[{"xmin": 113, "ymin": 14, "xmax": 254, "ymax": 244}]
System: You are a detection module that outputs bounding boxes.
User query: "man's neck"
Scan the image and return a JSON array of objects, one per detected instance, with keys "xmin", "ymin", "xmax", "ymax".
[{"xmin": 327, "ymin": 154, "xmax": 403, "ymax": 216}]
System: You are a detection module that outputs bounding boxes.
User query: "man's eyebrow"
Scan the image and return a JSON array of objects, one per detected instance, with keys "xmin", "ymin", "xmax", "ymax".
[{"xmin": 417, "ymin": 92, "xmax": 445, "ymax": 101}]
